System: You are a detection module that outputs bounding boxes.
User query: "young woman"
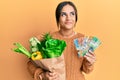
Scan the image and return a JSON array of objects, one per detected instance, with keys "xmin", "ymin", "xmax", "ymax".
[{"xmin": 27, "ymin": 1, "xmax": 96, "ymax": 80}]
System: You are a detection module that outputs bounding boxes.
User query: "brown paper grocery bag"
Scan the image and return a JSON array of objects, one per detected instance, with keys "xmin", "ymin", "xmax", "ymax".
[{"xmin": 32, "ymin": 54, "xmax": 66, "ymax": 80}]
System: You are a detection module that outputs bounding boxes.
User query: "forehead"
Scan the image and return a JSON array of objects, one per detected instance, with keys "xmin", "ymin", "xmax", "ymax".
[{"xmin": 61, "ymin": 4, "xmax": 75, "ymax": 12}]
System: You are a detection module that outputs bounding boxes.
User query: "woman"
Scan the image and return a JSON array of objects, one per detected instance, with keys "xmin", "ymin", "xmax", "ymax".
[{"xmin": 27, "ymin": 1, "xmax": 96, "ymax": 80}]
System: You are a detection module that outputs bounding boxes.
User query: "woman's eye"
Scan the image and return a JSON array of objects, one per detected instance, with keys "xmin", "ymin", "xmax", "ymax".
[
  {"xmin": 70, "ymin": 12, "xmax": 75, "ymax": 16},
  {"xmin": 61, "ymin": 13, "xmax": 66, "ymax": 17}
]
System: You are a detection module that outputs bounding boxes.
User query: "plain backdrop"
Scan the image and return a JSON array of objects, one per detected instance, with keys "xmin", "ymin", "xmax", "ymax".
[{"xmin": 0, "ymin": 0, "xmax": 120, "ymax": 80}]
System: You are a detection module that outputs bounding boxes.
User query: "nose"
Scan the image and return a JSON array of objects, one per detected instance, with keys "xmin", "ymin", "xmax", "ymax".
[{"xmin": 66, "ymin": 14, "xmax": 71, "ymax": 21}]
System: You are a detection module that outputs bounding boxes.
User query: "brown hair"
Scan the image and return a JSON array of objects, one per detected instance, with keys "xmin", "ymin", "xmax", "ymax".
[{"xmin": 55, "ymin": 1, "xmax": 78, "ymax": 27}]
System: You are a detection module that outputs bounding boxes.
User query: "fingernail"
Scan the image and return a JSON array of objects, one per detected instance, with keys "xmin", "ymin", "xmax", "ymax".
[{"xmin": 88, "ymin": 50, "xmax": 92, "ymax": 53}]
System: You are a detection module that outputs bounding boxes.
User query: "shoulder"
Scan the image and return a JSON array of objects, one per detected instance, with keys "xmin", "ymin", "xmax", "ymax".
[
  {"xmin": 50, "ymin": 31, "xmax": 60, "ymax": 39},
  {"xmin": 50, "ymin": 31, "xmax": 59, "ymax": 36},
  {"xmin": 35, "ymin": 31, "xmax": 59, "ymax": 40},
  {"xmin": 35, "ymin": 34, "xmax": 43, "ymax": 40},
  {"xmin": 75, "ymin": 32, "xmax": 85, "ymax": 38}
]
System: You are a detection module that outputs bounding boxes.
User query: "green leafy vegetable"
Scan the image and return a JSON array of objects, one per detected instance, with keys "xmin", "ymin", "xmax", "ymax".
[{"xmin": 13, "ymin": 43, "xmax": 31, "ymax": 58}]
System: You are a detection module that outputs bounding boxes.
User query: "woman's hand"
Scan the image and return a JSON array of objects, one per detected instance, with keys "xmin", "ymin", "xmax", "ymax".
[
  {"xmin": 84, "ymin": 50, "xmax": 96, "ymax": 65},
  {"xmin": 39, "ymin": 71, "xmax": 59, "ymax": 80}
]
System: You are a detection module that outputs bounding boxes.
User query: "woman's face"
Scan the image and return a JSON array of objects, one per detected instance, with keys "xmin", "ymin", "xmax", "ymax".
[{"xmin": 59, "ymin": 4, "xmax": 76, "ymax": 30}]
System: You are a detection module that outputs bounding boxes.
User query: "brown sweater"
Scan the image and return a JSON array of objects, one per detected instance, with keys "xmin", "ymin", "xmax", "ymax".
[{"xmin": 27, "ymin": 31, "xmax": 94, "ymax": 80}]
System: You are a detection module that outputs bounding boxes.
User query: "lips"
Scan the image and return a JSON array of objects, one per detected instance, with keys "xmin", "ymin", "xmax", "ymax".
[{"xmin": 65, "ymin": 22, "xmax": 72, "ymax": 25}]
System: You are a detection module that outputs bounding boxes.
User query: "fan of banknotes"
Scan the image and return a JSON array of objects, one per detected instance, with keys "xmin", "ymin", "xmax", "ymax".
[{"xmin": 74, "ymin": 36, "xmax": 101, "ymax": 57}]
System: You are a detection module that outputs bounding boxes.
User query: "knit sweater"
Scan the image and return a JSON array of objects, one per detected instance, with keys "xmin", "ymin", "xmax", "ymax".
[{"xmin": 27, "ymin": 31, "xmax": 94, "ymax": 80}]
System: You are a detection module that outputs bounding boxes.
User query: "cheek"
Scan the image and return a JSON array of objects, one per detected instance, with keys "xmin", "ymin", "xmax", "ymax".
[
  {"xmin": 73, "ymin": 19, "xmax": 76, "ymax": 25},
  {"xmin": 59, "ymin": 17, "xmax": 65, "ymax": 24},
  {"xmin": 72, "ymin": 17, "xmax": 76, "ymax": 22}
]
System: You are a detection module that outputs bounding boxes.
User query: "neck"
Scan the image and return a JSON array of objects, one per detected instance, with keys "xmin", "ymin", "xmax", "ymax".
[{"xmin": 59, "ymin": 29, "xmax": 75, "ymax": 38}]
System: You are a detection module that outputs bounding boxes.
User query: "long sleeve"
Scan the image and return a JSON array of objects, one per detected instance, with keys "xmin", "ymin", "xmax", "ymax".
[
  {"xmin": 81, "ymin": 58, "xmax": 94, "ymax": 74},
  {"xmin": 27, "ymin": 35, "xmax": 45, "ymax": 80},
  {"xmin": 27, "ymin": 61, "xmax": 44, "ymax": 80}
]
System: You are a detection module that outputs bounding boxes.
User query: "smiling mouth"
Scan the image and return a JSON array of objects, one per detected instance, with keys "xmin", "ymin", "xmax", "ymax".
[{"xmin": 65, "ymin": 22, "xmax": 72, "ymax": 24}]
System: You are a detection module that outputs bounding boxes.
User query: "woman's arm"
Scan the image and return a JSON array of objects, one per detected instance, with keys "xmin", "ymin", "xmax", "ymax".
[
  {"xmin": 27, "ymin": 61, "xmax": 59, "ymax": 80},
  {"xmin": 81, "ymin": 50, "xmax": 96, "ymax": 74},
  {"xmin": 27, "ymin": 61, "xmax": 44, "ymax": 80},
  {"xmin": 81, "ymin": 58, "xmax": 94, "ymax": 74}
]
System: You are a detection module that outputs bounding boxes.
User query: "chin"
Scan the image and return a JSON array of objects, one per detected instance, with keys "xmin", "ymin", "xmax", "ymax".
[{"xmin": 65, "ymin": 25, "xmax": 74, "ymax": 29}]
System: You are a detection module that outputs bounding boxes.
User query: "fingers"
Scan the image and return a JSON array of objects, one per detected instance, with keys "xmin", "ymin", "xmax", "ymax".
[
  {"xmin": 85, "ymin": 52, "xmax": 96, "ymax": 60},
  {"xmin": 84, "ymin": 51, "xmax": 96, "ymax": 65},
  {"xmin": 48, "ymin": 72, "xmax": 58, "ymax": 77},
  {"xmin": 45, "ymin": 72, "xmax": 59, "ymax": 80},
  {"xmin": 88, "ymin": 50, "xmax": 94, "ymax": 55}
]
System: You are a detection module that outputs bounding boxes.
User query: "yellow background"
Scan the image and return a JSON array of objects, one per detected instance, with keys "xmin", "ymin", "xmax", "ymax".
[{"xmin": 0, "ymin": 0, "xmax": 120, "ymax": 80}]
